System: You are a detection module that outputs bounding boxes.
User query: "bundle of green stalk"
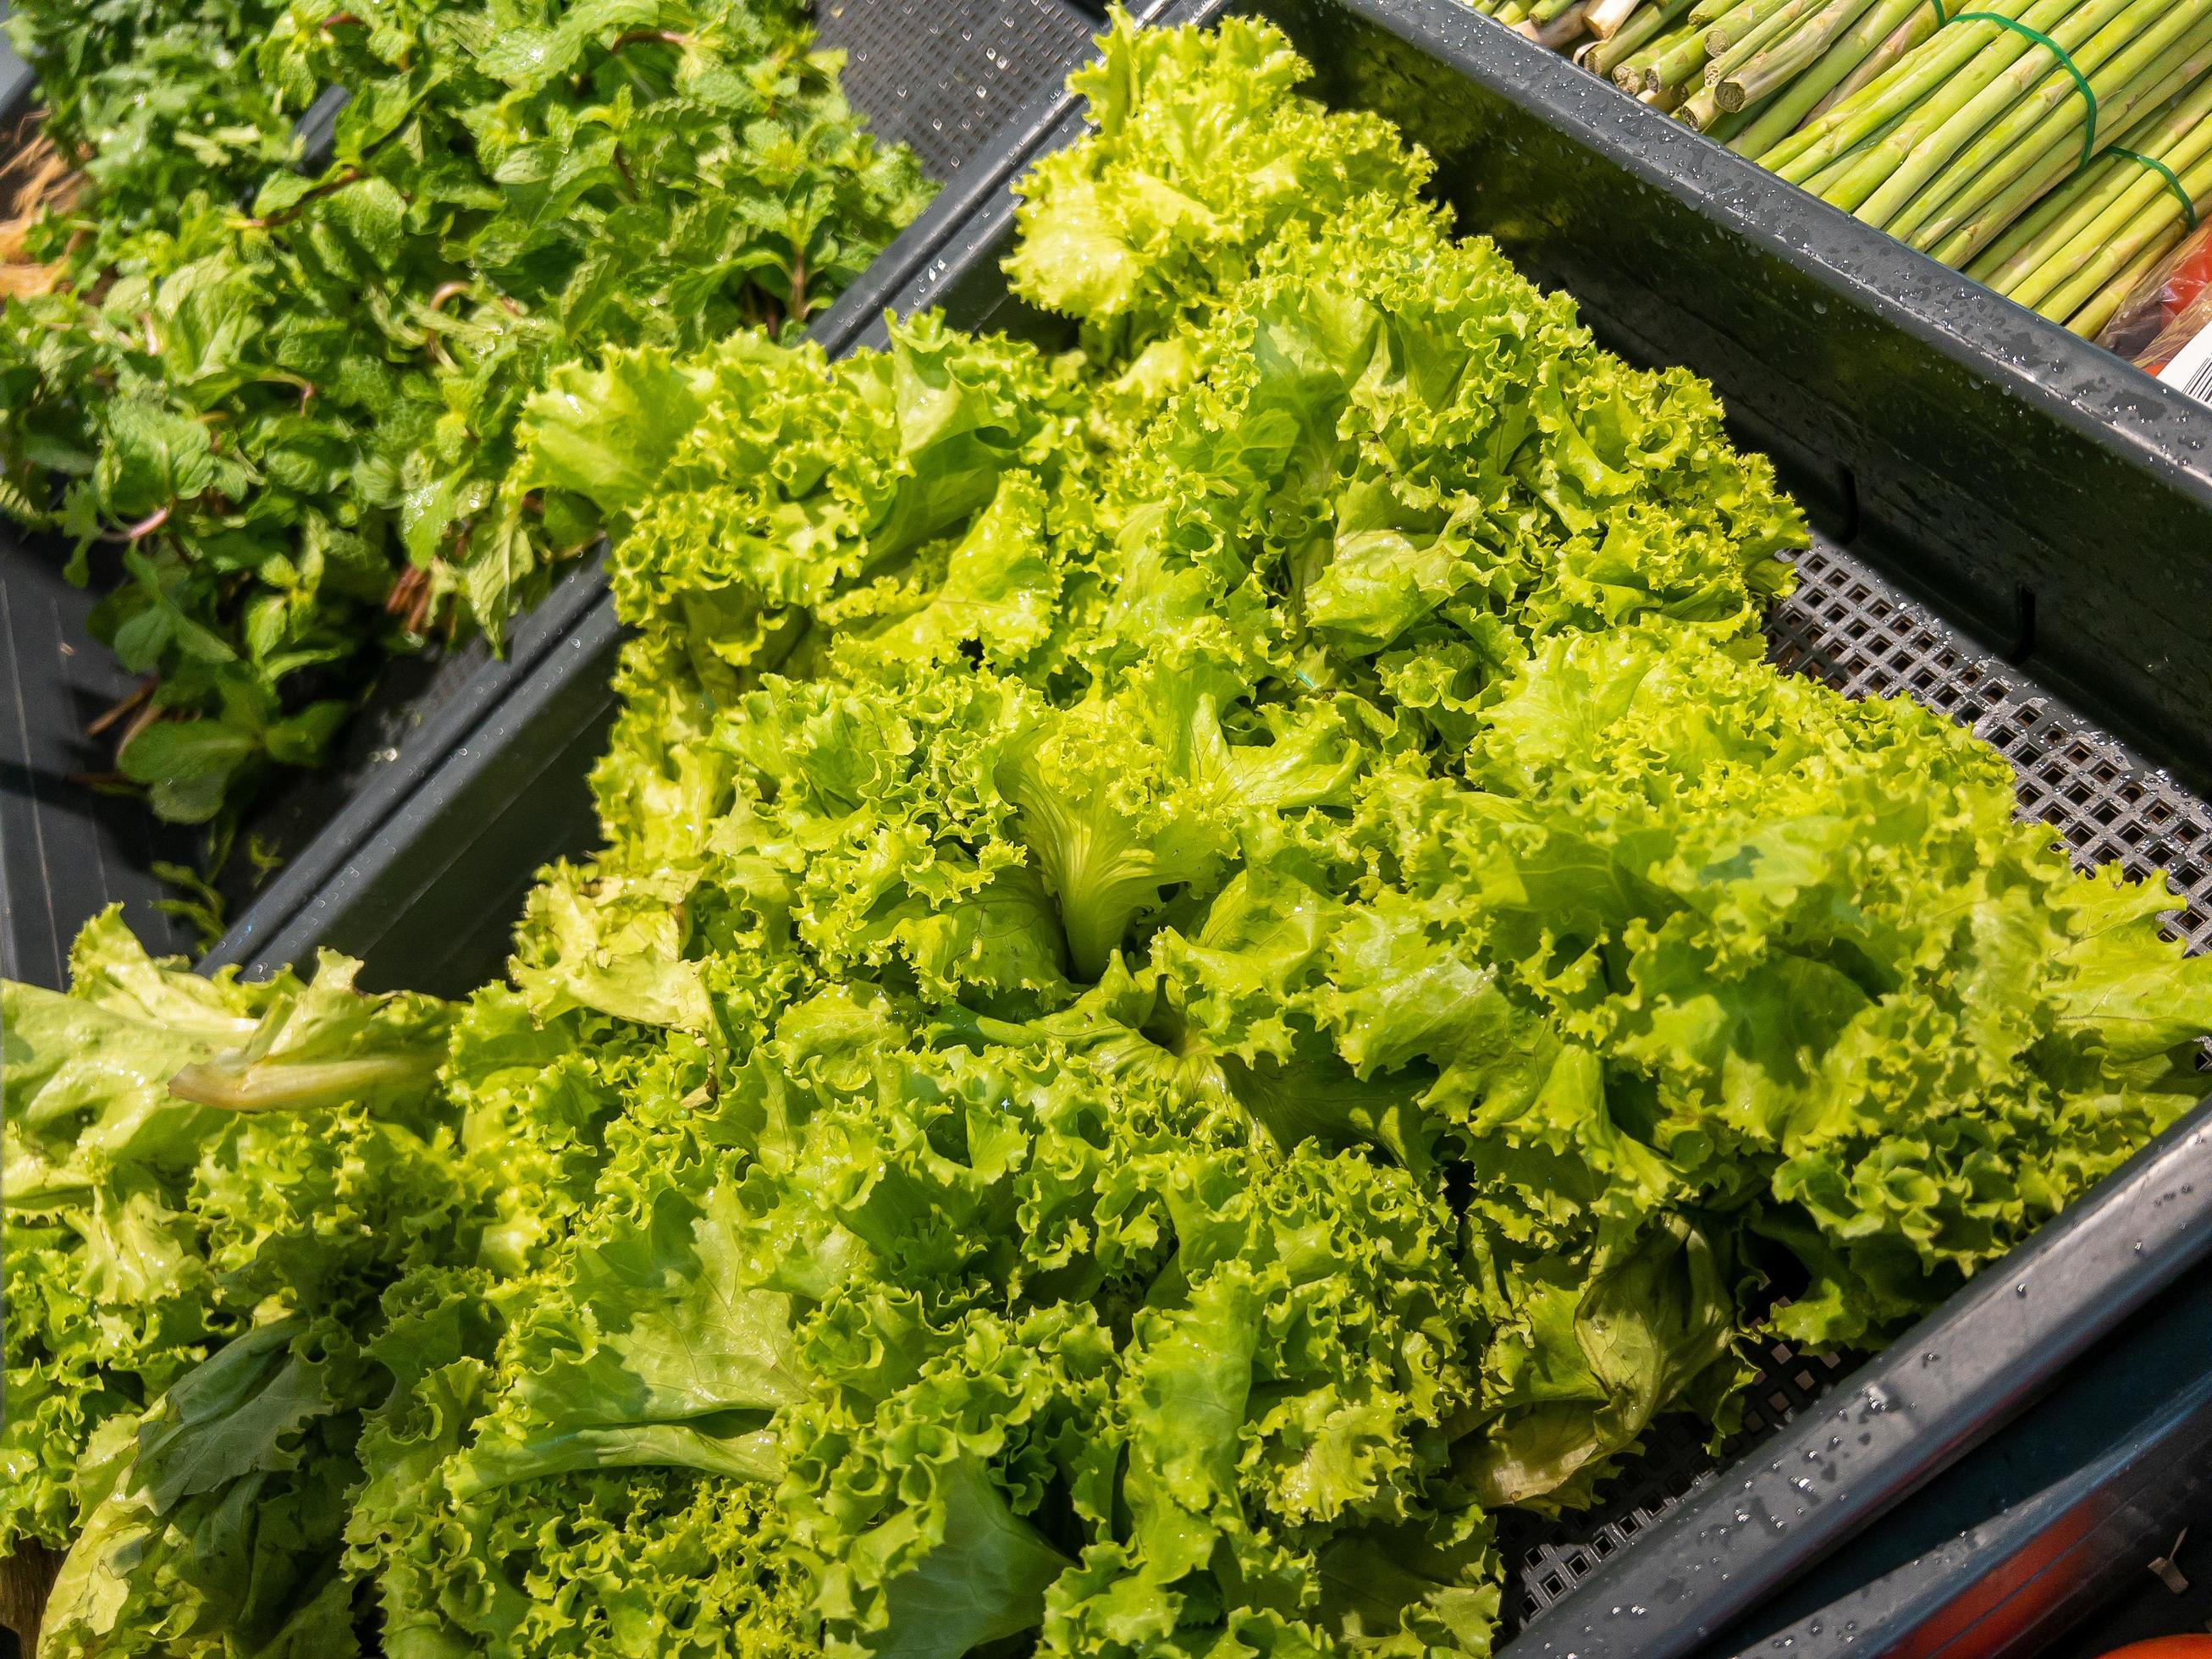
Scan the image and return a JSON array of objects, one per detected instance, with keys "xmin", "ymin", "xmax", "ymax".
[
  {"xmin": 0, "ymin": 1, "xmax": 927, "ymax": 846},
  {"xmin": 1967, "ymin": 71, "xmax": 2212, "ymax": 331},
  {"xmin": 1459, "ymin": 0, "xmax": 2212, "ymax": 328}
]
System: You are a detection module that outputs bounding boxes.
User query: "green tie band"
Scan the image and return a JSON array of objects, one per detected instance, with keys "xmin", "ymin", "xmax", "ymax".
[{"xmin": 2102, "ymin": 144, "xmax": 2199, "ymax": 231}]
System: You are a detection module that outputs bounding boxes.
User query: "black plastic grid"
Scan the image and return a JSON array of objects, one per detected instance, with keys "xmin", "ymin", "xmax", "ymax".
[
  {"xmin": 815, "ymin": 0, "xmax": 1100, "ymax": 178},
  {"xmin": 1494, "ymin": 534, "xmax": 2212, "ymax": 1636},
  {"xmin": 1498, "ymin": 1342, "xmax": 1855, "ymax": 1633},
  {"xmin": 1770, "ymin": 543, "xmax": 2212, "ymax": 957}
]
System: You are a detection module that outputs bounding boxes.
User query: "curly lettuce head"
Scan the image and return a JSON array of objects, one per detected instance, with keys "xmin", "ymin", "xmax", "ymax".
[{"xmin": 2, "ymin": 914, "xmax": 460, "ymax": 1557}]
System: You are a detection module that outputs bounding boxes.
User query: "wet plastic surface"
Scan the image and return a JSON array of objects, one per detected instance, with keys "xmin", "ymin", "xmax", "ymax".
[
  {"xmin": 1507, "ymin": 1094, "xmax": 2212, "ymax": 1656},
  {"xmin": 819, "ymin": 0, "xmax": 1100, "ymax": 177},
  {"xmin": 1720, "ymin": 1270, "xmax": 2212, "ymax": 1658},
  {"xmin": 0, "ymin": 0, "xmax": 1115, "ymax": 987}
]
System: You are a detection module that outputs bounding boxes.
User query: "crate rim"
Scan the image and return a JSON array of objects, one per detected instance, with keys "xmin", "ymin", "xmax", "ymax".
[{"xmin": 1343, "ymin": 0, "xmax": 2212, "ymax": 502}]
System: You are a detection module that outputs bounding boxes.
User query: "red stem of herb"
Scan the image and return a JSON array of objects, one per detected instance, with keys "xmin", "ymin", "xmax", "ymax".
[
  {"xmin": 383, "ymin": 562, "xmax": 428, "ymax": 618},
  {"xmin": 86, "ymin": 676, "xmax": 156, "ymax": 737},
  {"xmin": 115, "ymin": 698, "xmax": 164, "ymax": 754},
  {"xmin": 100, "ymin": 504, "xmax": 172, "ymax": 543}
]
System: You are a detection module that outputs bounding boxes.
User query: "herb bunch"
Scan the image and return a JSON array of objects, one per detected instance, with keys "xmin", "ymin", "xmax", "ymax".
[{"xmin": 0, "ymin": 0, "xmax": 928, "ymax": 834}]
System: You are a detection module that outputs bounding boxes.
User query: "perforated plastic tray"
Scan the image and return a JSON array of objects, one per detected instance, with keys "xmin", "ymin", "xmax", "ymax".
[
  {"xmin": 1733, "ymin": 1263, "xmax": 2212, "ymax": 1659},
  {"xmin": 0, "ymin": 0, "xmax": 1112, "ymax": 988},
  {"xmin": 1773, "ymin": 545, "xmax": 2212, "ymax": 959},
  {"xmin": 1497, "ymin": 1340, "xmax": 1856, "ymax": 1633},
  {"xmin": 819, "ymin": 0, "xmax": 1100, "ymax": 176}
]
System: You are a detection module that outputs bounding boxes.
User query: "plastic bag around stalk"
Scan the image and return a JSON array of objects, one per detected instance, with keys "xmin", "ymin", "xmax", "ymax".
[{"xmin": 2097, "ymin": 221, "xmax": 2212, "ymax": 398}]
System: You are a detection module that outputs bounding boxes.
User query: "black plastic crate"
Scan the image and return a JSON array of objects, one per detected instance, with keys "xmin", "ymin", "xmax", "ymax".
[
  {"xmin": 0, "ymin": 0, "xmax": 1116, "ymax": 988},
  {"xmin": 186, "ymin": 0, "xmax": 2212, "ymax": 1648}
]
